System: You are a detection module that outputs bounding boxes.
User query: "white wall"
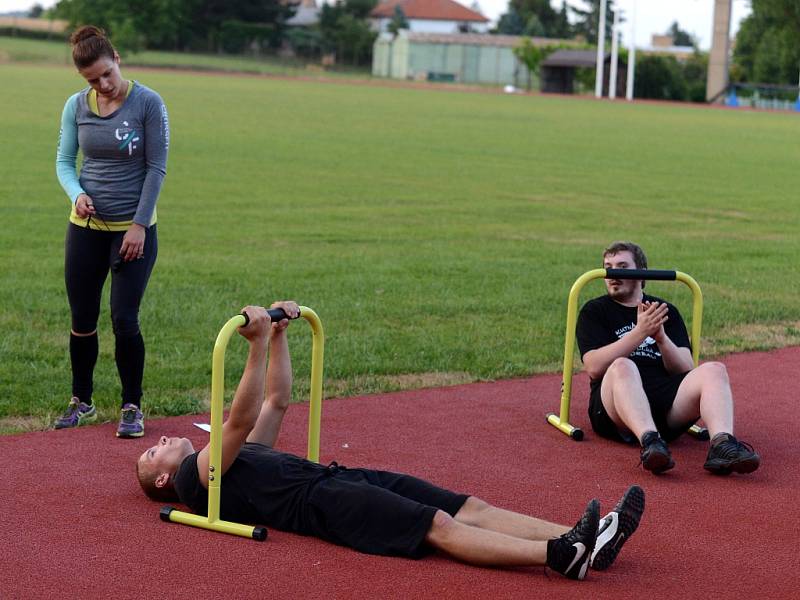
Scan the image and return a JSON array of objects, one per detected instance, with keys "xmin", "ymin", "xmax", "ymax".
[{"xmin": 372, "ymin": 18, "xmax": 489, "ymax": 34}]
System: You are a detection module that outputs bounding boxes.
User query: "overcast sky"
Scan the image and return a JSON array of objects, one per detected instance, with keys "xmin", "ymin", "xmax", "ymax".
[
  {"xmin": 545, "ymin": 0, "xmax": 753, "ymax": 50},
  {"xmin": 0, "ymin": 0, "xmax": 752, "ymax": 51}
]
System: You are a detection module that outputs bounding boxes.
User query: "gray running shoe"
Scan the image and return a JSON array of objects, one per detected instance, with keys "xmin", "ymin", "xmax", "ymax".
[
  {"xmin": 54, "ymin": 397, "xmax": 97, "ymax": 429},
  {"xmin": 590, "ymin": 485, "xmax": 645, "ymax": 570},
  {"xmin": 116, "ymin": 403, "xmax": 144, "ymax": 438}
]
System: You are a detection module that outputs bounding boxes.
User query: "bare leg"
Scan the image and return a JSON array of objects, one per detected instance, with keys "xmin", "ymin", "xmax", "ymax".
[
  {"xmin": 667, "ymin": 362, "xmax": 733, "ymax": 439},
  {"xmin": 454, "ymin": 497, "xmax": 569, "ymax": 540},
  {"xmin": 601, "ymin": 358, "xmax": 657, "ymax": 442},
  {"xmin": 425, "ymin": 510, "xmax": 548, "ymax": 566}
]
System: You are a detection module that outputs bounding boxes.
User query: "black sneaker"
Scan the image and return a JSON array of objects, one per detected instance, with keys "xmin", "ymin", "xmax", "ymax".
[
  {"xmin": 640, "ymin": 431, "xmax": 675, "ymax": 474},
  {"xmin": 546, "ymin": 499, "xmax": 600, "ymax": 580},
  {"xmin": 704, "ymin": 433, "xmax": 760, "ymax": 475},
  {"xmin": 590, "ymin": 485, "xmax": 645, "ymax": 571}
]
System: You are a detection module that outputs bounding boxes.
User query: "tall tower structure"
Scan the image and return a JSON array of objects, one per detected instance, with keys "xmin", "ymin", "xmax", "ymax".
[{"xmin": 706, "ymin": 0, "xmax": 732, "ymax": 103}]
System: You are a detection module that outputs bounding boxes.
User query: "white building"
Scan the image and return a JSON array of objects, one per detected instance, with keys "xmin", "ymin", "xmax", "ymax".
[{"xmin": 370, "ymin": 0, "xmax": 490, "ymax": 35}]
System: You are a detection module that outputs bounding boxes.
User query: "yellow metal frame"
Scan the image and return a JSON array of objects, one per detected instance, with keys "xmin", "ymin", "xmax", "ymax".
[
  {"xmin": 162, "ymin": 306, "xmax": 325, "ymax": 539},
  {"xmin": 546, "ymin": 269, "xmax": 703, "ymax": 440}
]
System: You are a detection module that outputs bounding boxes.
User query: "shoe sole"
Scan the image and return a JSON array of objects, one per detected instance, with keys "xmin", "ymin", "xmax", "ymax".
[
  {"xmin": 591, "ymin": 485, "xmax": 645, "ymax": 571},
  {"xmin": 642, "ymin": 451, "xmax": 675, "ymax": 474},
  {"xmin": 116, "ymin": 430, "xmax": 145, "ymax": 438},
  {"xmin": 704, "ymin": 456, "xmax": 760, "ymax": 475}
]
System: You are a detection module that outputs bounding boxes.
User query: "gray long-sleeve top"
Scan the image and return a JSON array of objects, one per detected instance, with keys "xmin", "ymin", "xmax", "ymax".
[{"xmin": 56, "ymin": 82, "xmax": 169, "ymax": 228}]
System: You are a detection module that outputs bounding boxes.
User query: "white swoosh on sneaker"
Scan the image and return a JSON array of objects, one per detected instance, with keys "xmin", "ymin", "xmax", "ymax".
[
  {"xmin": 591, "ymin": 513, "xmax": 619, "ymax": 563},
  {"xmin": 566, "ymin": 542, "xmax": 587, "ymax": 575}
]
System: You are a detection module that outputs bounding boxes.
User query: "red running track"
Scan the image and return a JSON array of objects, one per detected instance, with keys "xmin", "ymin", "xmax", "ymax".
[{"xmin": 2, "ymin": 347, "xmax": 799, "ymax": 599}]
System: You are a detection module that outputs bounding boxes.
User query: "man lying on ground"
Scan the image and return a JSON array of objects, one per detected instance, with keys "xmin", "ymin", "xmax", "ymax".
[{"xmin": 137, "ymin": 302, "xmax": 644, "ymax": 580}]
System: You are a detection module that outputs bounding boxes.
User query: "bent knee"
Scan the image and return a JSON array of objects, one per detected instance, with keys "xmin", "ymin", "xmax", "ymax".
[
  {"xmin": 607, "ymin": 357, "xmax": 638, "ymax": 379},
  {"xmin": 698, "ymin": 361, "xmax": 729, "ymax": 382}
]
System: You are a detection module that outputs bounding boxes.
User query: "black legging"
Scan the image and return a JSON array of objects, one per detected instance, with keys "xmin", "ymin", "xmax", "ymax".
[{"xmin": 65, "ymin": 222, "xmax": 158, "ymax": 406}]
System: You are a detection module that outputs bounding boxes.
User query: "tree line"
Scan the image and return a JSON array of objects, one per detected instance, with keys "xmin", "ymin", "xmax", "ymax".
[
  {"xmin": 49, "ymin": 0, "xmax": 379, "ymax": 65},
  {"xmin": 496, "ymin": 0, "xmax": 614, "ymax": 43},
  {"xmin": 27, "ymin": 0, "xmax": 800, "ymax": 92},
  {"xmin": 733, "ymin": 0, "xmax": 800, "ymax": 86},
  {"xmin": 503, "ymin": 0, "xmax": 800, "ymax": 101}
]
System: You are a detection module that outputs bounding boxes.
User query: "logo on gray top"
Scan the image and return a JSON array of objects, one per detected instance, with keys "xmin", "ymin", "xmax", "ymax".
[{"xmin": 115, "ymin": 120, "xmax": 140, "ymax": 156}]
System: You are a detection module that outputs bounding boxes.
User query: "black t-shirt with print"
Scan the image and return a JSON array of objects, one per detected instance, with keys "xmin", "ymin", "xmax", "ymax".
[
  {"xmin": 576, "ymin": 294, "xmax": 691, "ymax": 391},
  {"xmin": 173, "ymin": 442, "xmax": 328, "ymax": 533}
]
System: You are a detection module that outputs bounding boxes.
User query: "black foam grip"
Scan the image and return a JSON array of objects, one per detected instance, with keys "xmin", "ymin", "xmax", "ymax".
[
  {"xmin": 605, "ymin": 269, "xmax": 677, "ymax": 281},
  {"xmin": 240, "ymin": 308, "xmax": 300, "ymax": 325},
  {"xmin": 267, "ymin": 307, "xmax": 291, "ymax": 322}
]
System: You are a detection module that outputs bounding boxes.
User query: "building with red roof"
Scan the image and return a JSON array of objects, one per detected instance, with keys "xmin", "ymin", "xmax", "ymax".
[{"xmin": 370, "ymin": 0, "xmax": 490, "ymax": 34}]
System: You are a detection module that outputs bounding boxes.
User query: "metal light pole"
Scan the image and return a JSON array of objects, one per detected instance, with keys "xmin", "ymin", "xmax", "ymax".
[
  {"xmin": 595, "ymin": 0, "xmax": 608, "ymax": 98},
  {"xmin": 609, "ymin": 8, "xmax": 620, "ymax": 99},
  {"xmin": 796, "ymin": 66, "xmax": 800, "ymax": 111},
  {"xmin": 626, "ymin": 0, "xmax": 637, "ymax": 100}
]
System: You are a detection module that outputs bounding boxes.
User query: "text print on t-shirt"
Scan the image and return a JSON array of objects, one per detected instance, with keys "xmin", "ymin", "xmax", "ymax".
[{"xmin": 615, "ymin": 323, "xmax": 661, "ymax": 360}]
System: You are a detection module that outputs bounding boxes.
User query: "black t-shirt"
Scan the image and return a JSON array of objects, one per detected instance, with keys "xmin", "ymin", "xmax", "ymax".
[
  {"xmin": 576, "ymin": 294, "xmax": 691, "ymax": 390},
  {"xmin": 173, "ymin": 442, "xmax": 328, "ymax": 533}
]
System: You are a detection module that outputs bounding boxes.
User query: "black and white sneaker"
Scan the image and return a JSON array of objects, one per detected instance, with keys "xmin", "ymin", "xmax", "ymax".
[
  {"xmin": 590, "ymin": 485, "xmax": 645, "ymax": 571},
  {"xmin": 546, "ymin": 499, "xmax": 600, "ymax": 580}
]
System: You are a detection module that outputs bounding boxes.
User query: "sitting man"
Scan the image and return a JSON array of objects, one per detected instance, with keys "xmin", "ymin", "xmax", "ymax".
[
  {"xmin": 576, "ymin": 241, "xmax": 760, "ymax": 475},
  {"xmin": 137, "ymin": 301, "xmax": 644, "ymax": 580}
]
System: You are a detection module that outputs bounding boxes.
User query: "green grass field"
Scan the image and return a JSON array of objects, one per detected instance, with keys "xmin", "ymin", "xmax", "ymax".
[{"xmin": 1, "ymin": 49, "xmax": 799, "ymax": 433}]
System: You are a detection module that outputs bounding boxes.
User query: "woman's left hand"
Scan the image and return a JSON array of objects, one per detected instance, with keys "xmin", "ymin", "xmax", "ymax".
[{"xmin": 120, "ymin": 224, "xmax": 146, "ymax": 261}]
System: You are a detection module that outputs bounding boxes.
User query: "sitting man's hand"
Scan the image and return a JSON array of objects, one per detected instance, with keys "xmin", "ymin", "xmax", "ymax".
[
  {"xmin": 635, "ymin": 301, "xmax": 668, "ymax": 340},
  {"xmin": 270, "ymin": 301, "xmax": 300, "ymax": 333},
  {"xmin": 239, "ymin": 305, "xmax": 271, "ymax": 342}
]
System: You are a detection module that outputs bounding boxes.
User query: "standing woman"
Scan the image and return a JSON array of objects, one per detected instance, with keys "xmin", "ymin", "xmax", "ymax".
[{"xmin": 54, "ymin": 25, "xmax": 169, "ymax": 438}]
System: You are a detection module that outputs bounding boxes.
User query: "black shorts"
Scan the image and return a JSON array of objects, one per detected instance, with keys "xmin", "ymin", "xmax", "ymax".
[
  {"xmin": 588, "ymin": 371, "xmax": 698, "ymax": 443},
  {"xmin": 304, "ymin": 466, "xmax": 469, "ymax": 559}
]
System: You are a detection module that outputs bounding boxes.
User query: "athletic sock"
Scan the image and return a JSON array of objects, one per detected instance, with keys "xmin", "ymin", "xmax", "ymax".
[
  {"xmin": 115, "ymin": 331, "xmax": 144, "ymax": 407},
  {"xmin": 70, "ymin": 332, "xmax": 98, "ymax": 404}
]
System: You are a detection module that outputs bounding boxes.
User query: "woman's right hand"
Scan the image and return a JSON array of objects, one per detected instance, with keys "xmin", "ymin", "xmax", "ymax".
[{"xmin": 75, "ymin": 194, "xmax": 96, "ymax": 219}]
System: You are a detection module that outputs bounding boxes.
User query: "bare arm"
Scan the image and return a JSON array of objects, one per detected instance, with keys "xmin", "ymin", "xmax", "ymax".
[
  {"xmin": 196, "ymin": 306, "xmax": 270, "ymax": 488},
  {"xmin": 583, "ymin": 301, "xmax": 670, "ymax": 380},
  {"xmin": 583, "ymin": 331, "xmax": 648, "ymax": 380},
  {"xmin": 246, "ymin": 301, "xmax": 300, "ymax": 447}
]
